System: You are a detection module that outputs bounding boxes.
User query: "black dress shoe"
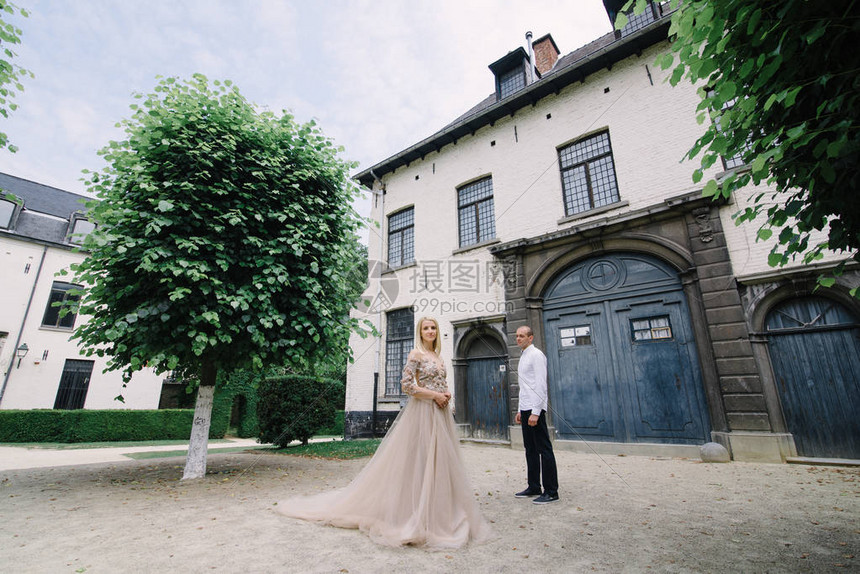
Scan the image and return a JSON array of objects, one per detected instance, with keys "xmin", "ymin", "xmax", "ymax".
[
  {"xmin": 515, "ymin": 488, "xmax": 542, "ymax": 498},
  {"xmin": 533, "ymin": 493, "xmax": 560, "ymax": 505}
]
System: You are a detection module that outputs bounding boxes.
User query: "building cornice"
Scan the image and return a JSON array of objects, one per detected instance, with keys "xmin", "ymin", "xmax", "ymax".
[{"xmin": 490, "ymin": 189, "xmax": 720, "ymax": 257}]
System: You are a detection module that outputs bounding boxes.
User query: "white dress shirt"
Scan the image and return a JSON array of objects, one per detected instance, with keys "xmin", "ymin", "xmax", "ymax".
[{"xmin": 517, "ymin": 343, "xmax": 548, "ymax": 413}]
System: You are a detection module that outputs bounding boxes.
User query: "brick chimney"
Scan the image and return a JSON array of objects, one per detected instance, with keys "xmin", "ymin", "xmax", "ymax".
[{"xmin": 532, "ymin": 34, "xmax": 560, "ymax": 75}]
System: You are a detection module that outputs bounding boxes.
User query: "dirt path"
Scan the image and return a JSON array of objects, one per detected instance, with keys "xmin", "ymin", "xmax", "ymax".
[{"xmin": 1, "ymin": 444, "xmax": 857, "ymax": 573}]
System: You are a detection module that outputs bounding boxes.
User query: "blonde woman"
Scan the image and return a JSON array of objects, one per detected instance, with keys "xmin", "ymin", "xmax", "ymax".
[{"xmin": 278, "ymin": 316, "xmax": 492, "ymax": 549}]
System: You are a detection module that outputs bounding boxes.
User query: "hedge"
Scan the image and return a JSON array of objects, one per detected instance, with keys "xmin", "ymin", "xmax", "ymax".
[{"xmin": 0, "ymin": 409, "xmax": 206, "ymax": 443}]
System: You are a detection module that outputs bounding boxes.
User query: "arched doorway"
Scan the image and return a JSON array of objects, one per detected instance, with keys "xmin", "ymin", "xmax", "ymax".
[
  {"xmin": 766, "ymin": 296, "xmax": 860, "ymax": 458},
  {"xmin": 543, "ymin": 253, "xmax": 710, "ymax": 444},
  {"xmin": 463, "ymin": 331, "xmax": 509, "ymax": 441}
]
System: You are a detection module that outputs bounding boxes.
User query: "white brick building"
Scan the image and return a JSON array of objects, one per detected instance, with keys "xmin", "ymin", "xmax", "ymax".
[
  {"xmin": 346, "ymin": 3, "xmax": 860, "ymax": 462},
  {"xmin": 0, "ymin": 173, "xmax": 165, "ymax": 411}
]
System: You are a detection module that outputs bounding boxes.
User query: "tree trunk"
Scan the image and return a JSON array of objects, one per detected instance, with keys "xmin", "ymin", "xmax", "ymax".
[{"xmin": 182, "ymin": 363, "xmax": 218, "ymax": 480}]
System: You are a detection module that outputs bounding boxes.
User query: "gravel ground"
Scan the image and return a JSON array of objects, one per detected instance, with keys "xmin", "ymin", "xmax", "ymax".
[{"xmin": 1, "ymin": 443, "xmax": 857, "ymax": 573}]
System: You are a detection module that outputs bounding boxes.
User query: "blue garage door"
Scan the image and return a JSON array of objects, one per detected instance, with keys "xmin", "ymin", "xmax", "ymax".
[
  {"xmin": 766, "ymin": 296, "xmax": 860, "ymax": 459},
  {"xmin": 543, "ymin": 253, "xmax": 710, "ymax": 444}
]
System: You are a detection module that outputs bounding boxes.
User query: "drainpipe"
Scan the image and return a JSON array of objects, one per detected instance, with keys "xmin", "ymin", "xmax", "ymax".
[
  {"xmin": 0, "ymin": 245, "xmax": 48, "ymax": 406},
  {"xmin": 526, "ymin": 31, "xmax": 536, "ymax": 84},
  {"xmin": 369, "ymin": 169, "xmax": 385, "ymax": 437}
]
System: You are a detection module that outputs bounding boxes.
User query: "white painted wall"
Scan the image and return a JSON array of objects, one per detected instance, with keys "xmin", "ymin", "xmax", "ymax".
[
  {"xmin": 0, "ymin": 235, "xmax": 164, "ymax": 410},
  {"xmin": 347, "ymin": 37, "xmax": 849, "ymax": 414}
]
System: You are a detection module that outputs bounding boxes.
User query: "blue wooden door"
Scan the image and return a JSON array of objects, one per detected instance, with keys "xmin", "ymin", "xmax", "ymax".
[
  {"xmin": 766, "ymin": 296, "xmax": 860, "ymax": 459},
  {"xmin": 611, "ymin": 296, "xmax": 709, "ymax": 442},
  {"xmin": 545, "ymin": 303, "xmax": 619, "ymax": 440},
  {"xmin": 467, "ymin": 357, "xmax": 509, "ymax": 440},
  {"xmin": 544, "ymin": 253, "xmax": 710, "ymax": 444}
]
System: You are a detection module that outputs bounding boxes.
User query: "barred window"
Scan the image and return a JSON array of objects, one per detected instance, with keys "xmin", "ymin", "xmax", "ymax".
[
  {"xmin": 498, "ymin": 65, "xmax": 526, "ymax": 99},
  {"xmin": 54, "ymin": 359, "xmax": 94, "ymax": 410},
  {"xmin": 385, "ymin": 308, "xmax": 414, "ymax": 395},
  {"xmin": 388, "ymin": 207, "xmax": 414, "ymax": 268},
  {"xmin": 558, "ymin": 131, "xmax": 621, "ymax": 216},
  {"xmin": 41, "ymin": 282, "xmax": 81, "ymax": 330},
  {"xmin": 458, "ymin": 177, "xmax": 496, "ymax": 248}
]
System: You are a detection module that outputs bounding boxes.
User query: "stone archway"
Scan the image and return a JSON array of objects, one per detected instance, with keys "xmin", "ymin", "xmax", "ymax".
[{"xmin": 542, "ymin": 252, "xmax": 711, "ymax": 445}]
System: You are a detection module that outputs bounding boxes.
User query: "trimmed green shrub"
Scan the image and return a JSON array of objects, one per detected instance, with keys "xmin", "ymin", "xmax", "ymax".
[
  {"xmin": 0, "ymin": 409, "xmax": 198, "ymax": 443},
  {"xmin": 212, "ymin": 369, "xmax": 261, "ymax": 438},
  {"xmin": 257, "ymin": 375, "xmax": 342, "ymax": 447}
]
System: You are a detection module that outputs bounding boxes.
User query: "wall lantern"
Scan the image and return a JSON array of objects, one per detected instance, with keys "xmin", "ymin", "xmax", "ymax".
[{"xmin": 16, "ymin": 343, "xmax": 29, "ymax": 368}]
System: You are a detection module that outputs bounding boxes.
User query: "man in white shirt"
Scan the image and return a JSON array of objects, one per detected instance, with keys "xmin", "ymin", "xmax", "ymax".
[{"xmin": 514, "ymin": 325, "xmax": 559, "ymax": 504}]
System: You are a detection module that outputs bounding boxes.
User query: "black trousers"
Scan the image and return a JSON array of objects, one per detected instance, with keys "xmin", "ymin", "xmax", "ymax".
[{"xmin": 520, "ymin": 409, "xmax": 558, "ymax": 495}]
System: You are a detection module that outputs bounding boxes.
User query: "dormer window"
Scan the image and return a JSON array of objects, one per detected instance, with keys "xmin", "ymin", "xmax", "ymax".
[
  {"xmin": 498, "ymin": 66, "xmax": 526, "ymax": 100},
  {"xmin": 604, "ymin": 0, "xmax": 667, "ymax": 38},
  {"xmin": 489, "ymin": 48, "xmax": 533, "ymax": 101},
  {"xmin": 0, "ymin": 199, "xmax": 16, "ymax": 229},
  {"xmin": 68, "ymin": 215, "xmax": 96, "ymax": 245}
]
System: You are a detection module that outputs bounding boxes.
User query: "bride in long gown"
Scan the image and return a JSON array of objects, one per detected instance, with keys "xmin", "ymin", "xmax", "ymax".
[{"xmin": 277, "ymin": 316, "xmax": 493, "ymax": 549}]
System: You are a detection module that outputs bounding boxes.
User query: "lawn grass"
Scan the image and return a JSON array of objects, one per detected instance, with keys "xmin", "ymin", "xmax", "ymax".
[
  {"xmin": 273, "ymin": 438, "xmax": 382, "ymax": 460},
  {"xmin": 124, "ymin": 439, "xmax": 381, "ymax": 461},
  {"xmin": 124, "ymin": 445, "xmax": 271, "ymax": 460}
]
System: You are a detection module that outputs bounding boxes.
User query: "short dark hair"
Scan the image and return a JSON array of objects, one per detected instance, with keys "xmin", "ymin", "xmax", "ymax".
[{"xmin": 519, "ymin": 326, "xmax": 534, "ymax": 337}]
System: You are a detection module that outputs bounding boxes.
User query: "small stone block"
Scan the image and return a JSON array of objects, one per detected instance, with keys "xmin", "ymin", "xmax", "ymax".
[{"xmin": 699, "ymin": 442, "xmax": 731, "ymax": 463}]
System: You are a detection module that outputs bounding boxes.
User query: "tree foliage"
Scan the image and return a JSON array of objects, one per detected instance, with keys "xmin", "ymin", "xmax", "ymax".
[
  {"xmin": 619, "ymin": 0, "xmax": 859, "ymax": 289},
  {"xmin": 72, "ymin": 74, "xmax": 366, "ymax": 380},
  {"xmin": 68, "ymin": 74, "xmax": 367, "ymax": 476},
  {"xmin": 0, "ymin": 0, "xmax": 33, "ymax": 152}
]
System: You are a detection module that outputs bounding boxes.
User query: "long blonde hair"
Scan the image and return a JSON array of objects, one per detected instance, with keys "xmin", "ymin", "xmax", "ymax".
[{"xmin": 415, "ymin": 316, "xmax": 442, "ymax": 355}]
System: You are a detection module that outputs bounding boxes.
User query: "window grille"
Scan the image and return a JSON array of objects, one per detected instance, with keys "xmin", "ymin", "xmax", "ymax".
[
  {"xmin": 387, "ymin": 208, "xmax": 414, "ymax": 268},
  {"xmin": 385, "ymin": 308, "xmax": 414, "ymax": 395},
  {"xmin": 558, "ymin": 131, "xmax": 621, "ymax": 216},
  {"xmin": 458, "ymin": 177, "xmax": 496, "ymax": 247},
  {"xmin": 619, "ymin": 1, "xmax": 665, "ymax": 37},
  {"xmin": 499, "ymin": 65, "xmax": 526, "ymax": 99},
  {"xmin": 53, "ymin": 359, "xmax": 94, "ymax": 410}
]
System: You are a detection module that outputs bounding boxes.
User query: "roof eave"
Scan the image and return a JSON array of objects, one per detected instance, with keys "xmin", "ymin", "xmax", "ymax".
[{"xmin": 355, "ymin": 19, "xmax": 670, "ymax": 189}]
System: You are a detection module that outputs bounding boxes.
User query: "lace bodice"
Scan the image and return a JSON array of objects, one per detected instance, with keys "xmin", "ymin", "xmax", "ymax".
[{"xmin": 401, "ymin": 352, "xmax": 448, "ymax": 395}]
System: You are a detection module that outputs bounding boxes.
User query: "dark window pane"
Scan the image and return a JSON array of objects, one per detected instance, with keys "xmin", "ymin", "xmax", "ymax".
[
  {"xmin": 499, "ymin": 66, "xmax": 526, "ymax": 99},
  {"xmin": 459, "ymin": 205, "xmax": 478, "ymax": 246},
  {"xmin": 41, "ymin": 282, "xmax": 80, "ymax": 329},
  {"xmin": 388, "ymin": 207, "xmax": 414, "ymax": 267},
  {"xmin": 559, "ymin": 131, "xmax": 620, "ymax": 216},
  {"xmin": 458, "ymin": 177, "xmax": 495, "ymax": 247},
  {"xmin": 476, "ymin": 199, "xmax": 496, "ymax": 242},
  {"xmin": 54, "ymin": 359, "xmax": 94, "ymax": 410},
  {"xmin": 385, "ymin": 308, "xmax": 414, "ymax": 395}
]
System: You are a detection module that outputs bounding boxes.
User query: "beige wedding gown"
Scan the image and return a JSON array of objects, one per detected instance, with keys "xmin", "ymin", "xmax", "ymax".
[{"xmin": 277, "ymin": 353, "xmax": 493, "ymax": 549}]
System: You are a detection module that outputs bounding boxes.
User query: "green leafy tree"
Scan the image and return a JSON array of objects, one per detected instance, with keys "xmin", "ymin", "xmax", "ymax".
[
  {"xmin": 70, "ymin": 74, "xmax": 367, "ymax": 479},
  {"xmin": 0, "ymin": 0, "xmax": 32, "ymax": 152},
  {"xmin": 618, "ymin": 0, "xmax": 859, "ymax": 293}
]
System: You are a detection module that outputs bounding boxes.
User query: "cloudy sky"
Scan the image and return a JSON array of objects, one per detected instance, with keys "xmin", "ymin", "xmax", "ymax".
[{"xmin": 2, "ymin": 0, "xmax": 613, "ymax": 225}]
